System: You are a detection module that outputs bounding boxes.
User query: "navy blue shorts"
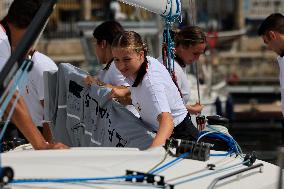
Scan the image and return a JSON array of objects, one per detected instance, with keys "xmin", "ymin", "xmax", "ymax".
[{"xmin": 172, "ymin": 114, "xmax": 199, "ymax": 141}]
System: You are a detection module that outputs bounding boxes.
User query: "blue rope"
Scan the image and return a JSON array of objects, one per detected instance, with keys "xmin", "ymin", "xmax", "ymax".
[
  {"xmin": 12, "ymin": 152, "xmax": 190, "ymax": 184},
  {"xmin": 175, "ymin": 0, "xmax": 180, "ymax": 15},
  {"xmin": 0, "ymin": 60, "xmax": 28, "ymax": 118},
  {"xmin": 206, "ymin": 133, "xmax": 237, "ymax": 153},
  {"xmin": 149, "ymin": 152, "xmax": 190, "ymax": 174},
  {"xmin": 12, "ymin": 175, "xmax": 145, "ymax": 184},
  {"xmin": 198, "ymin": 129, "xmax": 244, "ymax": 158},
  {"xmin": 0, "ymin": 94, "xmax": 20, "ymax": 142},
  {"xmin": 0, "ymin": 60, "xmax": 26, "ymax": 106},
  {"xmin": 11, "ymin": 150, "xmax": 244, "ymax": 185},
  {"xmin": 0, "ymin": 59, "xmax": 32, "ymax": 142},
  {"xmin": 162, "ymin": 0, "xmax": 181, "ymax": 74}
]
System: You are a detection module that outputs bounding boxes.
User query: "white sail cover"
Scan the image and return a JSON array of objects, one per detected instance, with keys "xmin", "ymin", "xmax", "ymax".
[
  {"xmin": 44, "ymin": 63, "xmax": 154, "ymax": 150},
  {"xmin": 118, "ymin": 0, "xmax": 181, "ymax": 16}
]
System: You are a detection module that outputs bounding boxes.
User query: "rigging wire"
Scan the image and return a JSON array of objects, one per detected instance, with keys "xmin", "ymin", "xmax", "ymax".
[
  {"xmin": 0, "ymin": 60, "xmax": 29, "ymax": 118},
  {"xmin": 165, "ymin": 155, "xmax": 236, "ymax": 182},
  {"xmin": 149, "ymin": 152, "xmax": 190, "ymax": 174},
  {"xmin": 188, "ymin": 0, "xmax": 201, "ymax": 104},
  {"xmin": 172, "ymin": 159, "xmax": 250, "ymax": 186},
  {"xmin": 147, "ymin": 145, "xmax": 170, "ymax": 173},
  {"xmin": 66, "ymin": 180, "xmax": 169, "ymax": 188},
  {"xmin": 12, "ymin": 179, "xmax": 169, "ymax": 189},
  {"xmin": 0, "ymin": 59, "xmax": 32, "ymax": 142},
  {"xmin": 162, "ymin": 0, "xmax": 181, "ymax": 74}
]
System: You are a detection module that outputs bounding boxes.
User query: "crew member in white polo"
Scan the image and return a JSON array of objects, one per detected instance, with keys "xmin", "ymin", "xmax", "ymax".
[
  {"xmin": 0, "ymin": 0, "xmax": 67, "ymax": 149},
  {"xmin": 23, "ymin": 51, "xmax": 58, "ymax": 142},
  {"xmin": 110, "ymin": 31, "xmax": 199, "ymax": 147},
  {"xmin": 84, "ymin": 21, "xmax": 140, "ymax": 117}
]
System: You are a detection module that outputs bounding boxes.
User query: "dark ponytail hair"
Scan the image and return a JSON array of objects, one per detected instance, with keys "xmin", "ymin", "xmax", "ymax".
[
  {"xmin": 175, "ymin": 26, "xmax": 206, "ymax": 47},
  {"xmin": 93, "ymin": 21, "xmax": 124, "ymax": 45},
  {"xmin": 112, "ymin": 31, "xmax": 148, "ymax": 87},
  {"xmin": 112, "ymin": 31, "xmax": 148, "ymax": 56}
]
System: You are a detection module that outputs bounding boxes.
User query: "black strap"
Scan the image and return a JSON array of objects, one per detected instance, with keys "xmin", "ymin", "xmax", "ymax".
[
  {"xmin": 132, "ymin": 60, "xmax": 148, "ymax": 87},
  {"xmin": 0, "ymin": 17, "xmax": 12, "ymax": 50},
  {"xmin": 103, "ymin": 58, "xmax": 114, "ymax": 70}
]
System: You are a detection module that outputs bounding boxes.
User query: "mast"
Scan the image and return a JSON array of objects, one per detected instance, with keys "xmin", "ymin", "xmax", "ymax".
[
  {"xmin": 235, "ymin": 0, "xmax": 245, "ymax": 51},
  {"xmin": 189, "ymin": 0, "xmax": 201, "ymax": 104}
]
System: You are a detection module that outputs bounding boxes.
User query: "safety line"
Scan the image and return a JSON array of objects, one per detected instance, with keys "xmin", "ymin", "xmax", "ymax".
[{"xmin": 172, "ymin": 159, "xmax": 249, "ymax": 185}]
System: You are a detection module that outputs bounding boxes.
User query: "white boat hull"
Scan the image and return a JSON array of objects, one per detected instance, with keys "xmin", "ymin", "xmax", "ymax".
[{"xmin": 2, "ymin": 147, "xmax": 279, "ymax": 189}]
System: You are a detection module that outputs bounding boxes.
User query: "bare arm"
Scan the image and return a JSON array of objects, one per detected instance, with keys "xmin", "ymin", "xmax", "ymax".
[
  {"xmin": 84, "ymin": 76, "xmax": 132, "ymax": 105},
  {"xmin": 150, "ymin": 112, "xmax": 174, "ymax": 148},
  {"xmin": 40, "ymin": 100, "xmax": 54, "ymax": 144},
  {"xmin": 108, "ymin": 87, "xmax": 132, "ymax": 105}
]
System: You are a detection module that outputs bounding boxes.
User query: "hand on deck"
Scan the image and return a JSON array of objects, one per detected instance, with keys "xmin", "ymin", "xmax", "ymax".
[{"xmin": 44, "ymin": 142, "xmax": 69, "ymax": 150}]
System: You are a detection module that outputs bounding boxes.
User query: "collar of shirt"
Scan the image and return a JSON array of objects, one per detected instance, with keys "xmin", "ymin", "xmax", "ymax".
[
  {"xmin": 125, "ymin": 77, "xmax": 134, "ymax": 86},
  {"xmin": 277, "ymin": 55, "xmax": 284, "ymax": 62},
  {"xmin": 277, "ymin": 56, "xmax": 284, "ymax": 71}
]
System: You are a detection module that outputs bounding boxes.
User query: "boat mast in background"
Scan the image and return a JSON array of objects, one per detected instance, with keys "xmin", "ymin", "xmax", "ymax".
[{"xmin": 189, "ymin": 0, "xmax": 201, "ymax": 105}]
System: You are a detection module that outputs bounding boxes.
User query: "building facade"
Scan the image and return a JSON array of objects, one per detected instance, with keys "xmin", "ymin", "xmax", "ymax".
[{"xmin": 245, "ymin": 0, "xmax": 284, "ymax": 20}]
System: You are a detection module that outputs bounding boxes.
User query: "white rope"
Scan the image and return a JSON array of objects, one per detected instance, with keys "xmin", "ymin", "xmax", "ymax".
[{"xmin": 204, "ymin": 124, "xmax": 231, "ymax": 136}]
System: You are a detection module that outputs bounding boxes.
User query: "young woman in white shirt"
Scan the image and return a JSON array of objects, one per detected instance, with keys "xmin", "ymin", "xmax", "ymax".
[
  {"xmin": 84, "ymin": 21, "xmax": 139, "ymax": 117},
  {"xmin": 110, "ymin": 31, "xmax": 199, "ymax": 147},
  {"xmin": 171, "ymin": 26, "xmax": 206, "ymax": 114}
]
